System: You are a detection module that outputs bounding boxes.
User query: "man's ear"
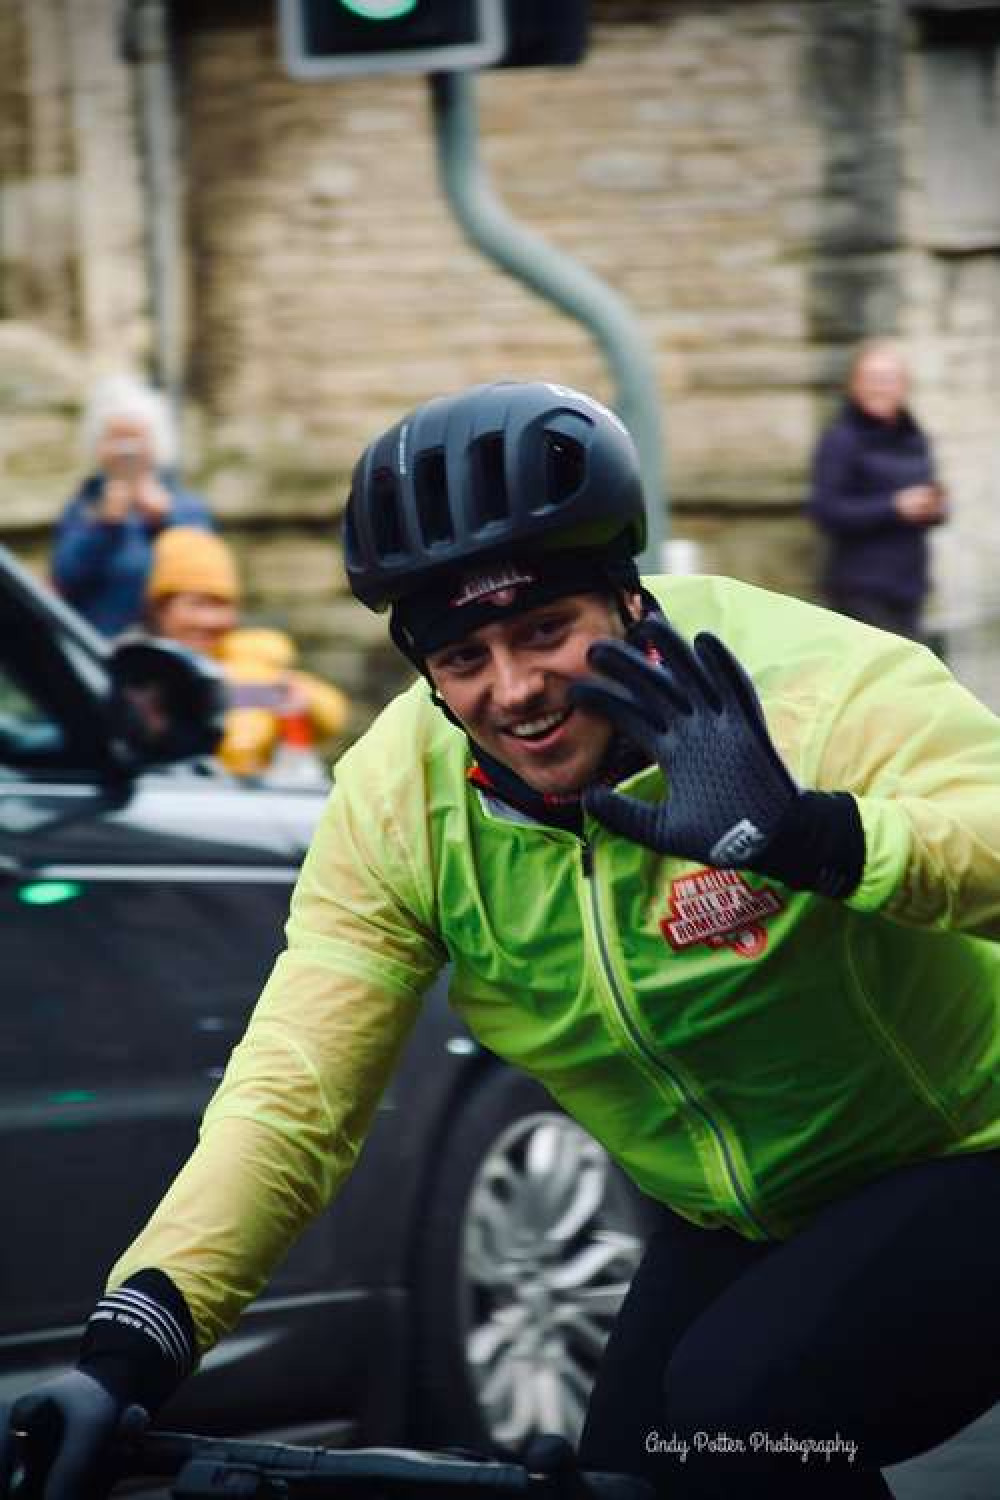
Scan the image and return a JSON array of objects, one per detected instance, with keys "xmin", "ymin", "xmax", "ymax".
[
  {"xmin": 623, "ymin": 590, "xmax": 644, "ymax": 625},
  {"xmin": 610, "ymin": 589, "xmax": 642, "ymax": 636}
]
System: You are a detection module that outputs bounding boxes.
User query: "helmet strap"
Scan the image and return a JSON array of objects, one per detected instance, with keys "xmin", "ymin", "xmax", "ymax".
[{"xmin": 428, "ymin": 682, "xmax": 465, "ymax": 731}]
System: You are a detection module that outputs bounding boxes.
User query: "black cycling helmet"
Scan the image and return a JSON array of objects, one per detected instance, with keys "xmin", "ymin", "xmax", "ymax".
[{"xmin": 344, "ymin": 380, "xmax": 647, "ymax": 612}]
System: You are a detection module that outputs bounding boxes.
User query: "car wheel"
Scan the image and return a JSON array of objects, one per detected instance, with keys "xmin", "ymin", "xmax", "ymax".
[{"xmin": 411, "ymin": 1068, "xmax": 650, "ymax": 1452}]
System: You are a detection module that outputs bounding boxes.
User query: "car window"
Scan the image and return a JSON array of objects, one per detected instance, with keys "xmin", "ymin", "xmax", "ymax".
[{"xmin": 0, "ymin": 656, "xmax": 65, "ymax": 772}]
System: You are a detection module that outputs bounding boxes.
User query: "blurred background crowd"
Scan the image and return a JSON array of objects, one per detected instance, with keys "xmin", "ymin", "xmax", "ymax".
[{"xmin": 1, "ymin": 0, "xmax": 998, "ymax": 754}]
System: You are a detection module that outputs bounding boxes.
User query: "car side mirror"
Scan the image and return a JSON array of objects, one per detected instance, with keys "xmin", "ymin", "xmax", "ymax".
[{"xmin": 108, "ymin": 638, "xmax": 227, "ymax": 768}]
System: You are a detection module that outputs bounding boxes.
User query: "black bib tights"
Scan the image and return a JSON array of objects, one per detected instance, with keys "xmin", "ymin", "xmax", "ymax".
[{"xmin": 579, "ymin": 1152, "xmax": 1000, "ymax": 1498}]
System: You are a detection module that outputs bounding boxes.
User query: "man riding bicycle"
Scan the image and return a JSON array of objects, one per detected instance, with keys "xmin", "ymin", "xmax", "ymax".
[{"xmin": 4, "ymin": 381, "xmax": 999, "ymax": 1499}]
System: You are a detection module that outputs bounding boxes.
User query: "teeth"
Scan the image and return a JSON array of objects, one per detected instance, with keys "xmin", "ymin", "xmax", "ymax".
[{"xmin": 508, "ymin": 710, "xmax": 569, "ymax": 739}]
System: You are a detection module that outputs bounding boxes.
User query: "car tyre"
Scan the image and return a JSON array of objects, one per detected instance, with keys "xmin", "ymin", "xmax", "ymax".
[{"xmin": 410, "ymin": 1068, "xmax": 651, "ymax": 1453}]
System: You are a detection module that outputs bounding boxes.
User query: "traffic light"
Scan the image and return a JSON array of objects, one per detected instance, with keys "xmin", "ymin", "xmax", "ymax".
[
  {"xmin": 279, "ymin": 0, "xmax": 589, "ymax": 79},
  {"xmin": 280, "ymin": 0, "xmax": 505, "ymax": 77}
]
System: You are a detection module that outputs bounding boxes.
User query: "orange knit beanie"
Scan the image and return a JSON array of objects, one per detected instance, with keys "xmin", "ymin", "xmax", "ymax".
[{"xmin": 146, "ymin": 527, "xmax": 240, "ymax": 602}]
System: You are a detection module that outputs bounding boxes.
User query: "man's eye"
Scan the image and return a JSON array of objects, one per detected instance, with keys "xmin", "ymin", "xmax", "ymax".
[
  {"xmin": 436, "ymin": 648, "xmax": 483, "ymax": 673},
  {"xmin": 528, "ymin": 618, "xmax": 568, "ymax": 643}
]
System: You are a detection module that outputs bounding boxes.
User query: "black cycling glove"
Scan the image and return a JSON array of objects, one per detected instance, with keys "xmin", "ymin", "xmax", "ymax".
[
  {"xmin": 1, "ymin": 1269, "xmax": 195, "ymax": 1499},
  {"xmin": 569, "ymin": 615, "xmax": 864, "ymax": 899}
]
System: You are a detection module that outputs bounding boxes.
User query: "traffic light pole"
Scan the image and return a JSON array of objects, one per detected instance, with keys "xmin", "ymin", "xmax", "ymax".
[{"xmin": 429, "ymin": 70, "xmax": 668, "ymax": 569}]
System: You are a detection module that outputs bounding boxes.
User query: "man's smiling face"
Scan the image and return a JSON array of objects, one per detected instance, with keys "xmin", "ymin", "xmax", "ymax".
[{"xmin": 426, "ymin": 591, "xmax": 638, "ymax": 797}]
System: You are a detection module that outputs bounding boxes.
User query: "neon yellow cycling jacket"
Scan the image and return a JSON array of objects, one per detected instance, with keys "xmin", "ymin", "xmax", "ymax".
[{"xmin": 112, "ymin": 576, "xmax": 1000, "ymax": 1354}]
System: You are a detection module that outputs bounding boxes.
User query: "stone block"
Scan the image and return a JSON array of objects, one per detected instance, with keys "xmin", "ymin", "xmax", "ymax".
[{"xmin": 240, "ymin": 534, "xmax": 343, "ymax": 599}]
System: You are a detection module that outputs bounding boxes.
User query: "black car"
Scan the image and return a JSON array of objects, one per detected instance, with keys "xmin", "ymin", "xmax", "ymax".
[{"xmin": 0, "ymin": 543, "xmax": 651, "ymax": 1453}]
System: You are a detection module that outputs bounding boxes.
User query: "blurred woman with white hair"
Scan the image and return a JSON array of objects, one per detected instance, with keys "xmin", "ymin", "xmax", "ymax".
[{"xmin": 51, "ymin": 373, "xmax": 214, "ymax": 635}]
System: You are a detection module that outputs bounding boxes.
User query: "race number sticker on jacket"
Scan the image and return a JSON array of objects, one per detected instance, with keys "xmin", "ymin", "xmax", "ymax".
[{"xmin": 660, "ymin": 869, "xmax": 785, "ymax": 958}]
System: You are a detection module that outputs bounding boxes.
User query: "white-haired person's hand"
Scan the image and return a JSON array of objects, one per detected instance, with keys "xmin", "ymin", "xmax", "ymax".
[
  {"xmin": 131, "ymin": 474, "xmax": 171, "ymax": 526},
  {"xmin": 98, "ymin": 441, "xmax": 170, "ymax": 527}
]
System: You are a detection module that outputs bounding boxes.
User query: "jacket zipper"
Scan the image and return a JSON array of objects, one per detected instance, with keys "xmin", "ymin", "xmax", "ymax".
[{"xmin": 580, "ymin": 837, "xmax": 771, "ymax": 1239}]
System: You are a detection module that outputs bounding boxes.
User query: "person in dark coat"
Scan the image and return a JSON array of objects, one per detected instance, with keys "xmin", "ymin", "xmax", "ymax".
[
  {"xmin": 51, "ymin": 374, "xmax": 214, "ymax": 636},
  {"xmin": 808, "ymin": 340, "xmax": 948, "ymax": 639}
]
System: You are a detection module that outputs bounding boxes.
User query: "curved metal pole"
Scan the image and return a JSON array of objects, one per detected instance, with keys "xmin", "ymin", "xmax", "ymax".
[
  {"xmin": 430, "ymin": 71, "xmax": 668, "ymax": 569},
  {"xmin": 130, "ymin": 0, "xmax": 185, "ymax": 439}
]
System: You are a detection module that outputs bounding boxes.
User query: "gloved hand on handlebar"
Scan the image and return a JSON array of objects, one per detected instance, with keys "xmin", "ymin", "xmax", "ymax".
[
  {"xmin": 570, "ymin": 614, "xmax": 864, "ymax": 899},
  {"xmin": 0, "ymin": 1269, "xmax": 195, "ymax": 1499},
  {"xmin": 0, "ymin": 1372, "xmax": 147, "ymax": 1500}
]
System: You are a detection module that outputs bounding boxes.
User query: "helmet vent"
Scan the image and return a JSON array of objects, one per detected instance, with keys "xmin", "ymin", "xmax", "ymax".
[
  {"xmin": 470, "ymin": 432, "xmax": 510, "ymax": 528},
  {"xmin": 544, "ymin": 432, "xmax": 587, "ymax": 508},
  {"xmin": 371, "ymin": 466, "xmax": 405, "ymax": 560},
  {"xmin": 414, "ymin": 449, "xmax": 454, "ymax": 546}
]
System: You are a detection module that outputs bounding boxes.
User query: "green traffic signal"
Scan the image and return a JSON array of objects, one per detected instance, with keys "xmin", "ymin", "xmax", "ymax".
[{"xmin": 339, "ymin": 0, "xmax": 417, "ymax": 18}]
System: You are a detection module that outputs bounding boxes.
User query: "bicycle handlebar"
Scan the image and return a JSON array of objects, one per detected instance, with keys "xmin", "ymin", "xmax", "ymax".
[
  {"xmin": 114, "ymin": 1432, "xmax": 653, "ymax": 1500},
  {"xmin": 128, "ymin": 1433, "xmax": 531, "ymax": 1491}
]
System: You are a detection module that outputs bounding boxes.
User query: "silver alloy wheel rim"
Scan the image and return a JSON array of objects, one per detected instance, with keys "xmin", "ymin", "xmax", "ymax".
[{"xmin": 459, "ymin": 1111, "xmax": 644, "ymax": 1449}]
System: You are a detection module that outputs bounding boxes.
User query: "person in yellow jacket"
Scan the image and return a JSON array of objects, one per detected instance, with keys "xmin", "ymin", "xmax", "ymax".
[
  {"xmin": 5, "ymin": 383, "xmax": 1000, "ymax": 1500},
  {"xmin": 141, "ymin": 526, "xmax": 350, "ymax": 777}
]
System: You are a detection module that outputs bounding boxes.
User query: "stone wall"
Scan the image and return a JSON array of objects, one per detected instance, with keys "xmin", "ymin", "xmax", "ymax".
[
  {"xmin": 0, "ymin": 0, "xmax": 148, "ymax": 534},
  {"xmin": 898, "ymin": 22, "xmax": 1000, "ymax": 638},
  {"xmin": 1, "ymin": 0, "xmax": 998, "ymax": 720}
]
